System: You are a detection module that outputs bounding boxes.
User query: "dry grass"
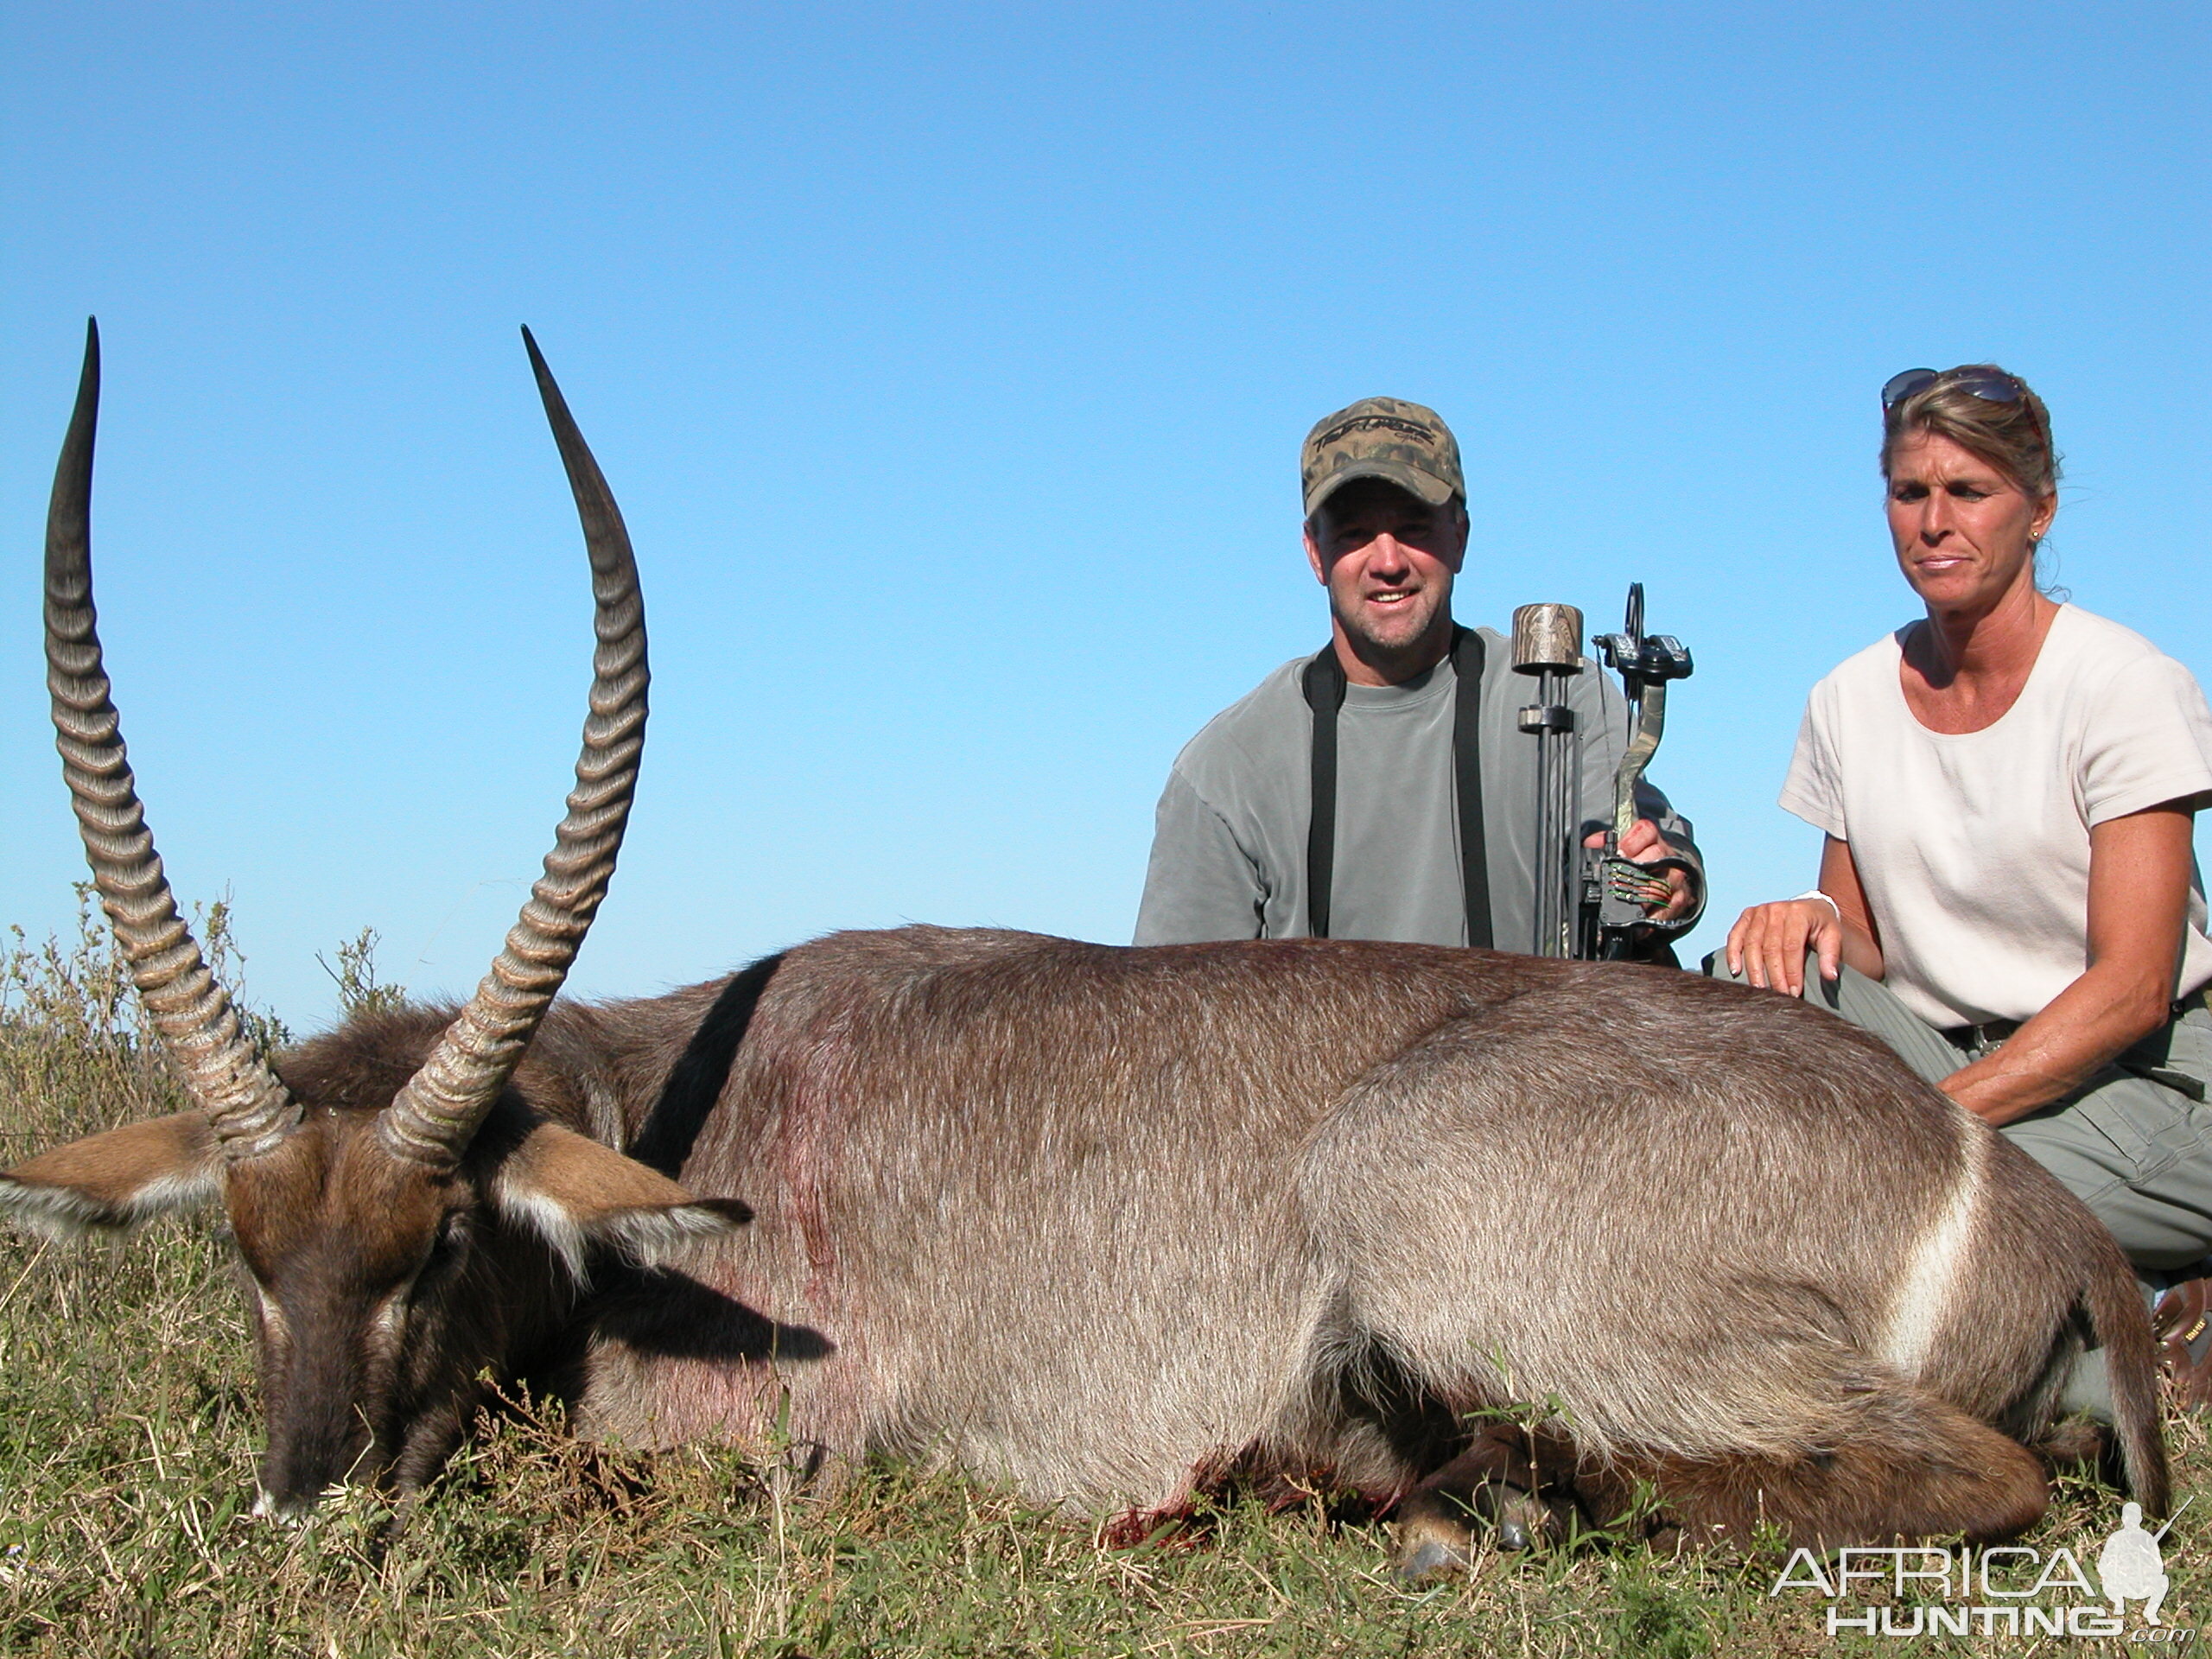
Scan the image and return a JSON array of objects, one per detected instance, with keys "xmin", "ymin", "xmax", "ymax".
[{"xmin": 0, "ymin": 899, "xmax": 2203, "ymax": 1656}]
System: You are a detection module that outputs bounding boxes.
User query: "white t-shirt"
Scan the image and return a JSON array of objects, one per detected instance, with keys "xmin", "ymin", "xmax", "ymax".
[{"xmin": 1780, "ymin": 605, "xmax": 2212, "ymax": 1029}]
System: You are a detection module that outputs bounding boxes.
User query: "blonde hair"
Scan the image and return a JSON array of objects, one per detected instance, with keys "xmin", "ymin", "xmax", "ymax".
[{"xmin": 1881, "ymin": 365, "xmax": 2060, "ymax": 502}]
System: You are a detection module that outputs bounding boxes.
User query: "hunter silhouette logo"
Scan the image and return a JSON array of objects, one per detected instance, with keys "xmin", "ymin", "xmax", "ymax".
[
  {"xmin": 2098, "ymin": 1499, "xmax": 2183, "ymax": 1626},
  {"xmin": 1770, "ymin": 1496, "xmax": 2193, "ymax": 1640}
]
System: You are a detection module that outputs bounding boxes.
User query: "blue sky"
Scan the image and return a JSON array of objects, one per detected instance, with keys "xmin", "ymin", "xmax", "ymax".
[{"xmin": 3, "ymin": 3, "xmax": 2207, "ymax": 1030}]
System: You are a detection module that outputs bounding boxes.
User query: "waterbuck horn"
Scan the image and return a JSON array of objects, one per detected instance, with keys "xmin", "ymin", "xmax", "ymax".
[
  {"xmin": 45, "ymin": 319, "xmax": 303, "ymax": 1160},
  {"xmin": 374, "ymin": 327, "xmax": 647, "ymax": 1170}
]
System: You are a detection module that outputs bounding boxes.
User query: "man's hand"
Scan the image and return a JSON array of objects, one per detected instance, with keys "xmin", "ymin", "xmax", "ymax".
[
  {"xmin": 1725, "ymin": 895, "xmax": 1842, "ymax": 997},
  {"xmin": 1580, "ymin": 818, "xmax": 1695, "ymax": 924}
]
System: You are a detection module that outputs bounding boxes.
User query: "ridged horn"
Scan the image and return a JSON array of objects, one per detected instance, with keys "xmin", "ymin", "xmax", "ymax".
[
  {"xmin": 45, "ymin": 319, "xmax": 303, "ymax": 1161},
  {"xmin": 375, "ymin": 328, "xmax": 647, "ymax": 1169}
]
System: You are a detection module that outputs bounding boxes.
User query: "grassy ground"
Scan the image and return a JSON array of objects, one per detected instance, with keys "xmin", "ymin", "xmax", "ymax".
[{"xmin": 0, "ymin": 902, "xmax": 2205, "ymax": 1656}]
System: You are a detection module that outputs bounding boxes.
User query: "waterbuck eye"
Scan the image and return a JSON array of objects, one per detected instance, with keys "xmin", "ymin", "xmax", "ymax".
[{"xmin": 425, "ymin": 1212, "xmax": 468, "ymax": 1267}]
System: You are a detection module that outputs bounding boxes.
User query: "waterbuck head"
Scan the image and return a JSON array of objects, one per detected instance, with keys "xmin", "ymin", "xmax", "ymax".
[{"xmin": 0, "ymin": 324, "xmax": 749, "ymax": 1514}]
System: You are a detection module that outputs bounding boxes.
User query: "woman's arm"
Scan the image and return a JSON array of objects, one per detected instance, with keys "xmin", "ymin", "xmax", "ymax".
[
  {"xmin": 1725, "ymin": 835, "xmax": 1886, "ymax": 995},
  {"xmin": 1942, "ymin": 804, "xmax": 2196, "ymax": 1127}
]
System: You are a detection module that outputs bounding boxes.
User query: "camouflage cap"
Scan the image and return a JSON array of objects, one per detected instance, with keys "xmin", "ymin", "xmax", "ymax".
[{"xmin": 1300, "ymin": 397, "xmax": 1465, "ymax": 520}]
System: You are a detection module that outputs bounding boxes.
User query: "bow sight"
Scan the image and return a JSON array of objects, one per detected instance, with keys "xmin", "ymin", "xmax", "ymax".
[{"xmin": 1512, "ymin": 583, "xmax": 1694, "ymax": 961}]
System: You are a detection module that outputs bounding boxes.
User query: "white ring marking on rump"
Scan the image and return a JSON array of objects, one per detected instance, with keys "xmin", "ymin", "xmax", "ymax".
[{"xmin": 1875, "ymin": 1128, "xmax": 1984, "ymax": 1375}]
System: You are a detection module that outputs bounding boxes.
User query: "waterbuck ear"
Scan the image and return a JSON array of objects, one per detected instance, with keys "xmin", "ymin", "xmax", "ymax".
[
  {"xmin": 488, "ymin": 1120, "xmax": 752, "ymax": 1279},
  {"xmin": 0, "ymin": 1110, "xmax": 225, "ymax": 1237}
]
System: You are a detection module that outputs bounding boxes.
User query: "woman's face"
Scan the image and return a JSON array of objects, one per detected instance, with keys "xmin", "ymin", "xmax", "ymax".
[{"xmin": 1884, "ymin": 429, "xmax": 2056, "ymax": 615}]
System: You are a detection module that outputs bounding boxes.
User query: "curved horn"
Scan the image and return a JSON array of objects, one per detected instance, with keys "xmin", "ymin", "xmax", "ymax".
[
  {"xmin": 376, "ymin": 329, "xmax": 647, "ymax": 1169},
  {"xmin": 45, "ymin": 319, "xmax": 302, "ymax": 1160}
]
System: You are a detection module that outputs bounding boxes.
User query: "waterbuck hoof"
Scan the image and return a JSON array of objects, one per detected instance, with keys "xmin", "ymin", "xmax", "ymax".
[
  {"xmin": 1471, "ymin": 1480, "xmax": 1560, "ymax": 1550},
  {"xmin": 1393, "ymin": 1529, "xmax": 1474, "ymax": 1583}
]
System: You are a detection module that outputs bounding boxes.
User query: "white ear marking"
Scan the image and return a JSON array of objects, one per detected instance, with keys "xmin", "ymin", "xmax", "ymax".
[
  {"xmin": 487, "ymin": 1120, "xmax": 752, "ymax": 1283},
  {"xmin": 594, "ymin": 1202, "xmax": 752, "ymax": 1268},
  {"xmin": 490, "ymin": 1173, "xmax": 749, "ymax": 1285},
  {"xmin": 0, "ymin": 1166, "xmax": 221, "ymax": 1239},
  {"xmin": 492, "ymin": 1182, "xmax": 592, "ymax": 1282}
]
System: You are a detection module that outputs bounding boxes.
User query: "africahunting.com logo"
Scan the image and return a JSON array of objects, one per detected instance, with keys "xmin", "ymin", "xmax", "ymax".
[{"xmin": 1770, "ymin": 1500, "xmax": 2193, "ymax": 1641}]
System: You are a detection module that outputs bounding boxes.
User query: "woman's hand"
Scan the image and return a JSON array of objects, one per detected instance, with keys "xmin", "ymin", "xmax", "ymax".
[
  {"xmin": 1726, "ymin": 897, "xmax": 1844, "ymax": 996},
  {"xmin": 1725, "ymin": 836, "xmax": 1885, "ymax": 996}
]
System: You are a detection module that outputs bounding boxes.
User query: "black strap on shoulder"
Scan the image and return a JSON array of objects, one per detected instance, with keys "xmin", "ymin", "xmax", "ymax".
[
  {"xmin": 1301, "ymin": 627, "xmax": 1490, "ymax": 947},
  {"xmin": 1450, "ymin": 626, "xmax": 1491, "ymax": 949},
  {"xmin": 1300, "ymin": 646, "xmax": 1346, "ymax": 938}
]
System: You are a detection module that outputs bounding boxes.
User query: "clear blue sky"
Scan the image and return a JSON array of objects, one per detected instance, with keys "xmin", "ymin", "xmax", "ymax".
[{"xmin": 3, "ymin": 3, "xmax": 2206, "ymax": 1031}]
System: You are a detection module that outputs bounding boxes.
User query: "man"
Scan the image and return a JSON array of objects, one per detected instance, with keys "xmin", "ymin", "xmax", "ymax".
[{"xmin": 1134, "ymin": 396, "xmax": 1701, "ymax": 952}]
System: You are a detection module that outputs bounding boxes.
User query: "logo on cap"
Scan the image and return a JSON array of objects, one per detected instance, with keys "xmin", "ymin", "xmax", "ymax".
[{"xmin": 1300, "ymin": 397, "xmax": 1465, "ymax": 519}]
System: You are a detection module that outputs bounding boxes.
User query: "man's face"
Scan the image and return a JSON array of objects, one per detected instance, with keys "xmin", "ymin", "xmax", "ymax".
[{"xmin": 1303, "ymin": 480, "xmax": 1468, "ymax": 668}]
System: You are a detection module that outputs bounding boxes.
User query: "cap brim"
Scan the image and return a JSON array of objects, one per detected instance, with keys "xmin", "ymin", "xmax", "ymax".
[{"xmin": 1304, "ymin": 459, "xmax": 1459, "ymax": 519}]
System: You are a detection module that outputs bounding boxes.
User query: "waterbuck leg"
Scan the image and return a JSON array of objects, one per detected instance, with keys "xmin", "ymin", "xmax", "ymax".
[
  {"xmin": 1397, "ymin": 1389, "xmax": 2050, "ymax": 1572},
  {"xmin": 1392, "ymin": 1422, "xmax": 1580, "ymax": 1580},
  {"xmin": 1639, "ymin": 1390, "xmax": 2050, "ymax": 1552}
]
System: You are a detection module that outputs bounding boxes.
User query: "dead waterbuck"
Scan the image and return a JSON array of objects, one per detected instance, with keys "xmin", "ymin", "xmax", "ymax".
[{"xmin": 1, "ymin": 325, "xmax": 2168, "ymax": 1572}]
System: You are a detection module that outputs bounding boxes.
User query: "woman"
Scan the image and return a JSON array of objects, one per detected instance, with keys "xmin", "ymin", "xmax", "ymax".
[{"xmin": 1724, "ymin": 365, "xmax": 2212, "ymax": 1402}]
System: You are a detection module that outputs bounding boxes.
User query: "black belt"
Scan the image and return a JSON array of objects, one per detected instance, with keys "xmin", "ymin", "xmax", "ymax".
[
  {"xmin": 1944, "ymin": 986, "xmax": 2210, "ymax": 1052},
  {"xmin": 1942, "ymin": 1018, "xmax": 2021, "ymax": 1052}
]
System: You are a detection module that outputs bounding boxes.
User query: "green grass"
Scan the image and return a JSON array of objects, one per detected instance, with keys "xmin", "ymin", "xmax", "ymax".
[{"xmin": 0, "ymin": 900, "xmax": 2204, "ymax": 1656}]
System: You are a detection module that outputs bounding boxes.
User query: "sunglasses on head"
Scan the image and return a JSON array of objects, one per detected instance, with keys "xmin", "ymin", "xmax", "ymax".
[{"xmin": 1881, "ymin": 367, "xmax": 2027, "ymax": 411}]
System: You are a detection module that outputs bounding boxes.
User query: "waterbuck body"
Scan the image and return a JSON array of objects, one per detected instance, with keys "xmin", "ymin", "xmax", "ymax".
[
  {"xmin": 0, "ymin": 325, "xmax": 2167, "ymax": 1567},
  {"xmin": 260, "ymin": 925, "xmax": 2161, "ymax": 1552}
]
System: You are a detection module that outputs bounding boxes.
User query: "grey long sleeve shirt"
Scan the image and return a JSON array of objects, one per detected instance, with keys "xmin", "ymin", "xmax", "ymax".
[{"xmin": 1133, "ymin": 628, "xmax": 1702, "ymax": 951}]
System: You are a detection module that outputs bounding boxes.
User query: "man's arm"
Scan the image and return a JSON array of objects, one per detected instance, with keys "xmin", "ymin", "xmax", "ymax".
[
  {"xmin": 1575, "ymin": 785, "xmax": 1704, "ymax": 929},
  {"xmin": 1629, "ymin": 776, "xmax": 1704, "ymax": 928},
  {"xmin": 1133, "ymin": 769, "xmax": 1269, "ymax": 944}
]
